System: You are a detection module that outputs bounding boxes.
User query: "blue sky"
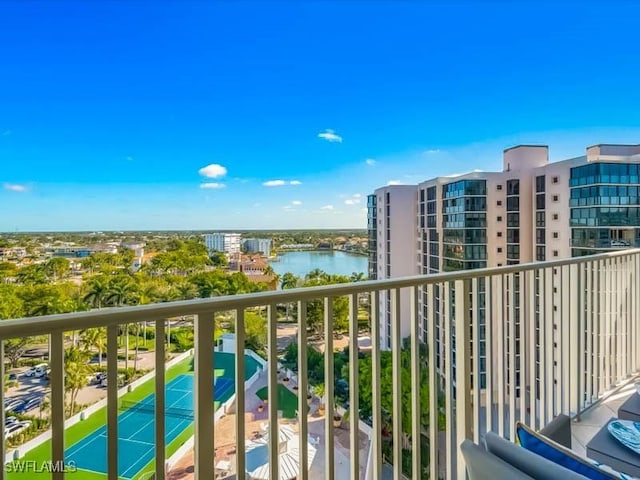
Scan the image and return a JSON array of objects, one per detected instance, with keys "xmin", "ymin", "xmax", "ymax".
[{"xmin": 1, "ymin": 1, "xmax": 640, "ymax": 231}]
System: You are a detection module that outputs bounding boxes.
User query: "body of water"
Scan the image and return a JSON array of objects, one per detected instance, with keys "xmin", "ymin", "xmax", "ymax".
[{"xmin": 270, "ymin": 250, "xmax": 368, "ymax": 279}]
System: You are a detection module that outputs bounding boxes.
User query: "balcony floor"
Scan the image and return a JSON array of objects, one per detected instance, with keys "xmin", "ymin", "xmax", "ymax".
[{"xmin": 571, "ymin": 380, "xmax": 638, "ymax": 458}]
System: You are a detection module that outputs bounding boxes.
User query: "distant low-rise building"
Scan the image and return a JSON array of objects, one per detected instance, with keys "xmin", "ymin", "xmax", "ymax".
[
  {"xmin": 243, "ymin": 238, "xmax": 272, "ymax": 257},
  {"xmin": 122, "ymin": 242, "xmax": 145, "ymax": 272},
  {"xmin": 0, "ymin": 247, "xmax": 27, "ymax": 260},
  {"xmin": 204, "ymin": 233, "xmax": 242, "ymax": 255}
]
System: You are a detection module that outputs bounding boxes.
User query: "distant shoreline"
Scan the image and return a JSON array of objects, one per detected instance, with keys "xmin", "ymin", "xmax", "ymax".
[{"xmin": 272, "ymin": 248, "xmax": 367, "ymax": 258}]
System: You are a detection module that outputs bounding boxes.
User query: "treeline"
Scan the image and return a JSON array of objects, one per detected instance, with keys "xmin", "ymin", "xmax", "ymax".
[{"xmin": 0, "ymin": 239, "xmax": 271, "ymax": 320}]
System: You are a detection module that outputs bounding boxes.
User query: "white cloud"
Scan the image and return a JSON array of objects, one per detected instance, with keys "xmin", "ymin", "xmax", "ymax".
[
  {"xmin": 292, "ymin": 200, "xmax": 302, "ymax": 205},
  {"xmin": 425, "ymin": 149, "xmax": 442, "ymax": 154},
  {"xmin": 125, "ymin": 155, "xmax": 134, "ymax": 161},
  {"xmin": 344, "ymin": 193, "xmax": 362, "ymax": 205},
  {"xmin": 200, "ymin": 182, "xmax": 226, "ymax": 189},
  {"xmin": 198, "ymin": 163, "xmax": 228, "ymax": 178},
  {"xmin": 263, "ymin": 180, "xmax": 301, "ymax": 187},
  {"xmin": 3, "ymin": 183, "xmax": 28, "ymax": 192},
  {"xmin": 263, "ymin": 180, "xmax": 286, "ymax": 187},
  {"xmin": 387, "ymin": 180, "xmax": 403, "ymax": 186},
  {"xmin": 365, "ymin": 158, "xmax": 377, "ymax": 166},
  {"xmin": 320, "ymin": 205, "xmax": 334, "ymax": 210},
  {"xmin": 317, "ymin": 129, "xmax": 343, "ymax": 143},
  {"xmin": 253, "ymin": 202, "xmax": 262, "ymax": 207}
]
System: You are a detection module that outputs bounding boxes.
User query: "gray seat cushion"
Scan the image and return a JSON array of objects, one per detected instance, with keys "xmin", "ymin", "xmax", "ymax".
[
  {"xmin": 539, "ymin": 414, "xmax": 572, "ymax": 448},
  {"xmin": 485, "ymin": 432, "xmax": 588, "ymax": 480},
  {"xmin": 461, "ymin": 439, "xmax": 535, "ymax": 480}
]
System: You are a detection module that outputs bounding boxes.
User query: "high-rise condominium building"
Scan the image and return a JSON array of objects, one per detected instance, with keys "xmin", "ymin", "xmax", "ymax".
[
  {"xmin": 204, "ymin": 233, "xmax": 242, "ymax": 255},
  {"xmin": 368, "ymin": 144, "xmax": 640, "ymax": 375},
  {"xmin": 243, "ymin": 238, "xmax": 272, "ymax": 257}
]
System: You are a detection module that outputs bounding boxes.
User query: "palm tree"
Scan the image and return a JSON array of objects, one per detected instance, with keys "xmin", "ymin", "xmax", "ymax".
[
  {"xmin": 39, "ymin": 393, "xmax": 50, "ymax": 420},
  {"xmin": 64, "ymin": 347, "xmax": 91, "ymax": 416},
  {"xmin": 83, "ymin": 276, "xmax": 110, "ymax": 309},
  {"xmin": 350, "ymin": 271, "xmax": 366, "ymax": 282},
  {"xmin": 81, "ymin": 327, "xmax": 106, "ymax": 366},
  {"xmin": 105, "ymin": 278, "xmax": 138, "ymax": 371},
  {"xmin": 280, "ymin": 272, "xmax": 299, "ymax": 321}
]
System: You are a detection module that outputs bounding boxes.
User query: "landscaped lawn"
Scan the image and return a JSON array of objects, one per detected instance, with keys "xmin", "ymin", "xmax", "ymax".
[
  {"xmin": 6, "ymin": 356, "xmax": 195, "ymax": 480},
  {"xmin": 255, "ymin": 384, "xmax": 298, "ymax": 419}
]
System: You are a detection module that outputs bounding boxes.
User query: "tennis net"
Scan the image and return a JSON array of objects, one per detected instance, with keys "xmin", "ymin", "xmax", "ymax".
[{"xmin": 119, "ymin": 400, "xmax": 194, "ymax": 420}]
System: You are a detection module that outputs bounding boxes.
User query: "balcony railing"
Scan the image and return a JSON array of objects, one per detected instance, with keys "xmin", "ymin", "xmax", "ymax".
[{"xmin": 0, "ymin": 249, "xmax": 639, "ymax": 479}]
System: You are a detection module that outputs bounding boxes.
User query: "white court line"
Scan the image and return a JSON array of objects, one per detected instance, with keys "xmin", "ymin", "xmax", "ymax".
[{"xmin": 120, "ymin": 388, "xmax": 194, "ymax": 479}]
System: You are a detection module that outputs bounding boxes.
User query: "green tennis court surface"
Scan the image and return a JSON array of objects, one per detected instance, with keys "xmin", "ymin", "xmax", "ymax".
[{"xmin": 63, "ymin": 352, "xmax": 262, "ymax": 479}]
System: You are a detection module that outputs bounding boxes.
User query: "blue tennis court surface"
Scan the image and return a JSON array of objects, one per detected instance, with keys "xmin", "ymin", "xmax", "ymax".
[{"xmin": 66, "ymin": 374, "xmax": 234, "ymax": 479}]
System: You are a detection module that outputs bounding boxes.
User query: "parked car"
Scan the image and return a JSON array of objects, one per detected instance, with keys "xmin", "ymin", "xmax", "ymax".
[
  {"xmin": 34, "ymin": 363, "xmax": 48, "ymax": 378},
  {"xmin": 22, "ymin": 367, "xmax": 37, "ymax": 378},
  {"xmin": 6, "ymin": 421, "xmax": 31, "ymax": 438},
  {"xmin": 4, "ymin": 398, "xmax": 23, "ymax": 413},
  {"xmin": 7, "ymin": 372, "xmax": 18, "ymax": 382},
  {"xmin": 13, "ymin": 396, "xmax": 42, "ymax": 414},
  {"xmin": 4, "ymin": 416, "xmax": 17, "ymax": 427}
]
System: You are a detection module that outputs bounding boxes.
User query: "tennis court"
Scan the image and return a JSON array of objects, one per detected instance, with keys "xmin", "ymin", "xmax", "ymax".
[
  {"xmin": 64, "ymin": 352, "xmax": 262, "ymax": 479},
  {"xmin": 65, "ymin": 374, "xmax": 233, "ymax": 479}
]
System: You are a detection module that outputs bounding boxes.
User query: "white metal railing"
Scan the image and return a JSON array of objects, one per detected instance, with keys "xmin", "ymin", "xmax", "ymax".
[{"xmin": 0, "ymin": 249, "xmax": 638, "ymax": 479}]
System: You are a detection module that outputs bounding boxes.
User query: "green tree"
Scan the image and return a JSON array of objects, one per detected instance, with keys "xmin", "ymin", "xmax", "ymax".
[
  {"xmin": 81, "ymin": 328, "xmax": 107, "ymax": 366},
  {"xmin": 350, "ymin": 271, "xmax": 366, "ymax": 282},
  {"xmin": 64, "ymin": 347, "xmax": 91, "ymax": 416},
  {"xmin": 0, "ymin": 262, "xmax": 19, "ymax": 283},
  {"xmin": 5, "ymin": 338, "xmax": 29, "ymax": 368},
  {"xmin": 210, "ymin": 251, "xmax": 228, "ymax": 267},
  {"xmin": 83, "ymin": 276, "xmax": 110, "ymax": 309},
  {"xmin": 0, "ymin": 285, "xmax": 24, "ymax": 319},
  {"xmin": 16, "ymin": 264, "xmax": 48, "ymax": 285},
  {"xmin": 45, "ymin": 257, "xmax": 70, "ymax": 281}
]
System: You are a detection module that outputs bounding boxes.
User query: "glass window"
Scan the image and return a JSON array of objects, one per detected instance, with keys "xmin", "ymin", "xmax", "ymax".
[
  {"xmin": 536, "ymin": 175, "xmax": 545, "ymax": 193},
  {"xmin": 536, "ymin": 194, "xmax": 545, "ymax": 210},
  {"xmin": 507, "ymin": 179, "xmax": 520, "ymax": 195},
  {"xmin": 507, "ymin": 197, "xmax": 520, "ymax": 211},
  {"xmin": 552, "ymin": 195, "xmax": 559, "ymax": 202}
]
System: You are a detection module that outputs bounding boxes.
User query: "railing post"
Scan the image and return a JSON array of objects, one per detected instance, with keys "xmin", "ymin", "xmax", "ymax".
[
  {"xmin": 348, "ymin": 294, "xmax": 360, "ymax": 480},
  {"xmin": 50, "ymin": 331, "xmax": 65, "ymax": 480},
  {"xmin": 155, "ymin": 319, "xmax": 166, "ymax": 480},
  {"xmin": 323, "ymin": 297, "xmax": 335, "ymax": 480},
  {"xmin": 297, "ymin": 301, "xmax": 309, "ymax": 480},
  {"xmin": 410, "ymin": 286, "xmax": 421, "ymax": 479},
  {"xmin": 235, "ymin": 309, "xmax": 246, "ymax": 480},
  {"xmin": 508, "ymin": 273, "xmax": 517, "ymax": 441},
  {"xmin": 443, "ymin": 283, "xmax": 454, "ymax": 479},
  {"xmin": 455, "ymin": 279, "xmax": 472, "ymax": 477},
  {"xmin": 391, "ymin": 288, "xmax": 402, "ymax": 480},
  {"xmin": 267, "ymin": 304, "xmax": 280, "ymax": 480},
  {"xmin": 370, "ymin": 290, "xmax": 383, "ymax": 480},
  {"xmin": 194, "ymin": 312, "xmax": 215, "ymax": 480},
  {"xmin": 106, "ymin": 324, "xmax": 118, "ymax": 480},
  {"xmin": 427, "ymin": 283, "xmax": 438, "ymax": 480},
  {"xmin": 471, "ymin": 278, "xmax": 481, "ymax": 443}
]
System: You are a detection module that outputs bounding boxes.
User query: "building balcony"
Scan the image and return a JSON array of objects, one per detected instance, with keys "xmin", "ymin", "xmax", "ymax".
[{"xmin": 0, "ymin": 249, "xmax": 638, "ymax": 479}]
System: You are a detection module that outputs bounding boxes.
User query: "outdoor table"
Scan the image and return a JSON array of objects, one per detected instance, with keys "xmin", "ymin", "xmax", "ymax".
[
  {"xmin": 618, "ymin": 393, "xmax": 640, "ymax": 422},
  {"xmin": 586, "ymin": 417, "xmax": 640, "ymax": 478}
]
